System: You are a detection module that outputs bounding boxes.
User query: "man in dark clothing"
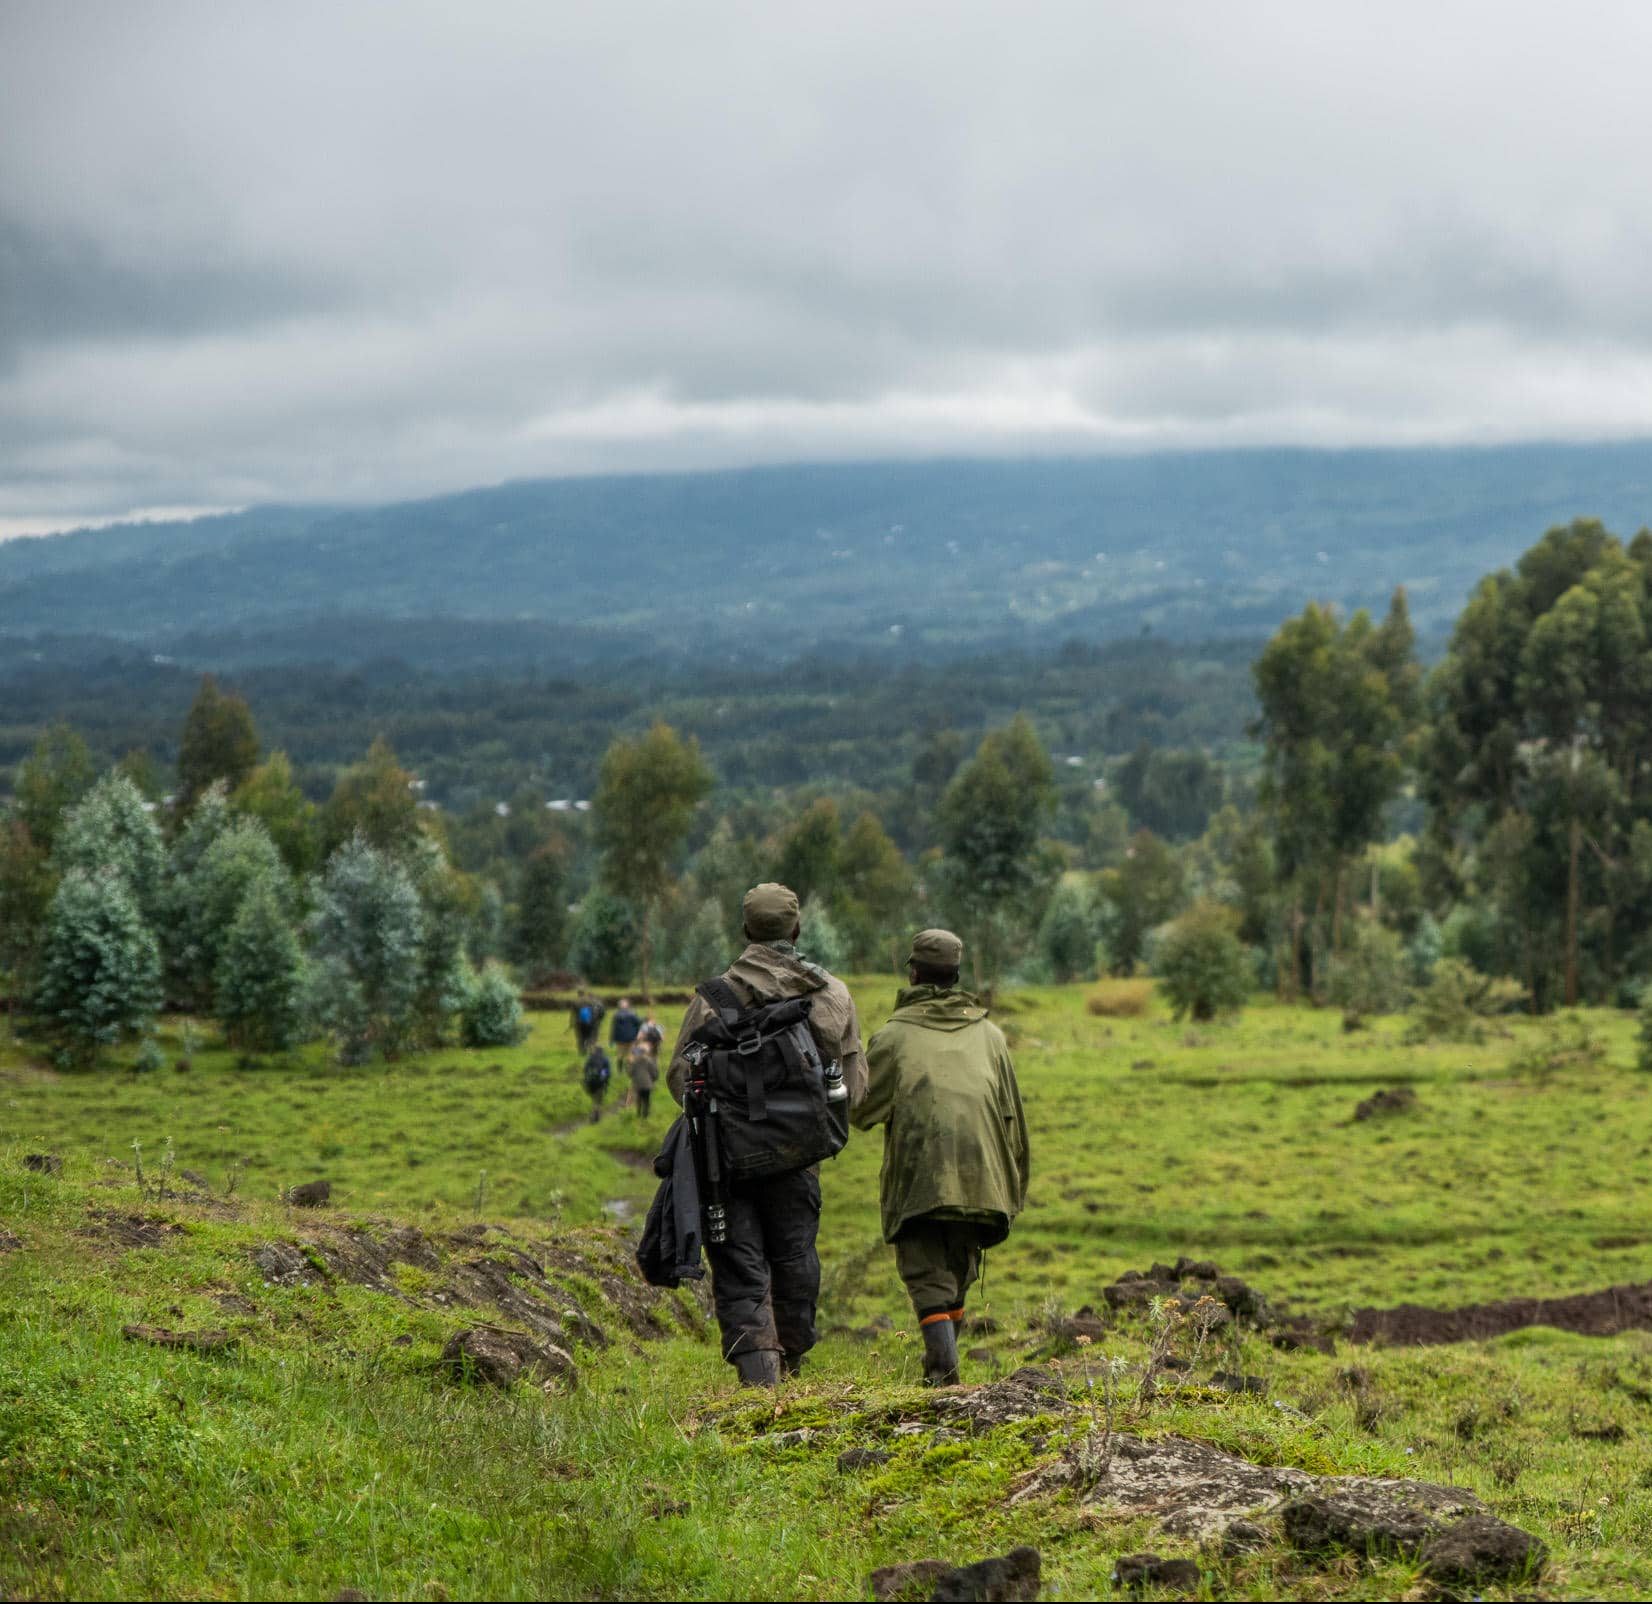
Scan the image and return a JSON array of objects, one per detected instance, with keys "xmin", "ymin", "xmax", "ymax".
[
  {"xmin": 853, "ymin": 928, "xmax": 1029, "ymax": 1386},
  {"xmin": 667, "ymin": 882, "xmax": 867, "ymax": 1388},
  {"xmin": 572, "ymin": 990, "xmax": 606, "ymax": 1056},
  {"xmin": 583, "ymin": 1043, "xmax": 612, "ymax": 1122},
  {"xmin": 610, "ymin": 997, "xmax": 642, "ymax": 1050}
]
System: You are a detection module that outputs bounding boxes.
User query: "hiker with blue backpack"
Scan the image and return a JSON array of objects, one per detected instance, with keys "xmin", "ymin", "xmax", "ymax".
[{"xmin": 571, "ymin": 990, "xmax": 606, "ymax": 1056}]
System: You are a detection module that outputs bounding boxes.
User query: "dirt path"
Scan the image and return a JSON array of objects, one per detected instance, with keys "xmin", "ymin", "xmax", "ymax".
[{"xmin": 1350, "ymin": 1281, "xmax": 1652, "ymax": 1346}]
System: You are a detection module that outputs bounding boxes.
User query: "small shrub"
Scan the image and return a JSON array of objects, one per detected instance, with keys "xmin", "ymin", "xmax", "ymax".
[
  {"xmin": 1086, "ymin": 979, "xmax": 1152, "ymax": 1018},
  {"xmin": 459, "ymin": 961, "xmax": 528, "ymax": 1048},
  {"xmin": 133, "ymin": 1036, "xmax": 164, "ymax": 1074},
  {"xmin": 1510, "ymin": 1011, "xmax": 1606, "ymax": 1079},
  {"xmin": 1326, "ymin": 919, "xmax": 1410, "ymax": 1028},
  {"xmin": 1403, "ymin": 959, "xmax": 1526, "ymax": 1044},
  {"xmin": 1154, "ymin": 900, "xmax": 1250, "ymax": 1023}
]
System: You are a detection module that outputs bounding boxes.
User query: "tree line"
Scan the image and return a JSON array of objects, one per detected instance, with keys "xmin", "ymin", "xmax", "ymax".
[{"xmin": 3, "ymin": 515, "xmax": 1651, "ymax": 1068}]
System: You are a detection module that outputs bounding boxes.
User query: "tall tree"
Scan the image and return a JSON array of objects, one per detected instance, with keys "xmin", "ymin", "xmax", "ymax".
[
  {"xmin": 321, "ymin": 737, "xmax": 422, "ymax": 856},
  {"xmin": 233, "ymin": 752, "xmax": 319, "ymax": 875},
  {"xmin": 593, "ymin": 721, "xmax": 713, "ymax": 998},
  {"xmin": 1252, "ymin": 590, "xmax": 1417, "ymax": 994},
  {"xmin": 34, "ymin": 868, "xmax": 163, "ymax": 1066},
  {"xmin": 0, "ymin": 818, "xmax": 54, "ymax": 1020},
  {"xmin": 935, "ymin": 715, "xmax": 1058, "ymax": 988},
  {"xmin": 1423, "ymin": 521, "xmax": 1652, "ymax": 1005},
  {"xmin": 177, "ymin": 676, "xmax": 260, "ymax": 811},
  {"xmin": 510, "ymin": 837, "xmax": 571, "ymax": 982},
  {"xmin": 52, "ymin": 772, "xmax": 168, "ymax": 924},
  {"xmin": 14, "ymin": 725, "xmax": 94, "ymax": 854}
]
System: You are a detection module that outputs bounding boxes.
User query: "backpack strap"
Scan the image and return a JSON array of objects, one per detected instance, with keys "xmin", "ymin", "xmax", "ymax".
[{"xmin": 696, "ymin": 977, "xmax": 745, "ymax": 1029}]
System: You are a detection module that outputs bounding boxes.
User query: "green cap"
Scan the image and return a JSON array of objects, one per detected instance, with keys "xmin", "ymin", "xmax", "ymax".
[
  {"xmin": 742, "ymin": 882, "xmax": 800, "ymax": 941},
  {"xmin": 908, "ymin": 928, "xmax": 964, "ymax": 968}
]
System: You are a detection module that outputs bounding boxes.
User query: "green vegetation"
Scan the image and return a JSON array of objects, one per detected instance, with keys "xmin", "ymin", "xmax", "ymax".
[{"xmin": 5, "ymin": 986, "xmax": 1652, "ymax": 1598}]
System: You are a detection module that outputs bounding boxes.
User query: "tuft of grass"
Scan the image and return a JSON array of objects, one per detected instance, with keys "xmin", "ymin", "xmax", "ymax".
[{"xmin": 1086, "ymin": 978, "xmax": 1153, "ymax": 1017}]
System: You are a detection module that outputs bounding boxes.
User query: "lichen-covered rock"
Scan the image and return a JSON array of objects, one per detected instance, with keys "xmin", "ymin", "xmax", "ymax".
[
  {"xmin": 1280, "ymin": 1477, "xmax": 1484, "ymax": 1556},
  {"xmin": 1420, "ymin": 1512, "xmax": 1547, "ymax": 1585},
  {"xmin": 440, "ymin": 1325, "xmax": 574, "ymax": 1388}
]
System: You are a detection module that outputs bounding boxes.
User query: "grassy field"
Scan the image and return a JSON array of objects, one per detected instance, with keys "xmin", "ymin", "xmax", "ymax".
[{"xmin": 4, "ymin": 984, "xmax": 1652, "ymax": 1598}]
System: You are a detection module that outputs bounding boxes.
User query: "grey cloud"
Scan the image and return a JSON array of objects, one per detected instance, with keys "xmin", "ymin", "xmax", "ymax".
[{"xmin": 3, "ymin": 0, "xmax": 1652, "ymax": 526}]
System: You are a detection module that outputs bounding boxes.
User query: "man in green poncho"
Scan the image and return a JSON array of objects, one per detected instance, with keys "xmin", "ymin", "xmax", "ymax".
[{"xmin": 853, "ymin": 928, "xmax": 1030, "ymax": 1385}]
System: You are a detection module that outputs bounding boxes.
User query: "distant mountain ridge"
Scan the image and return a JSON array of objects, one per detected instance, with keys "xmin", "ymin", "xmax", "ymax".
[{"xmin": 5, "ymin": 444, "xmax": 1651, "ymax": 671}]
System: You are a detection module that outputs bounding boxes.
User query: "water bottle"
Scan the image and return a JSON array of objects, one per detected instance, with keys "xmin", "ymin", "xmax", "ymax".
[{"xmin": 822, "ymin": 1059, "xmax": 848, "ymax": 1104}]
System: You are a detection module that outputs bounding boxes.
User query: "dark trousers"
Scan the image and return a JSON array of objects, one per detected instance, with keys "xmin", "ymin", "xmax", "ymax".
[
  {"xmin": 635, "ymin": 1087, "xmax": 652, "ymax": 1118},
  {"xmin": 895, "ymin": 1217, "xmax": 988, "ymax": 1323},
  {"xmin": 705, "ymin": 1168, "xmax": 821, "ymax": 1362}
]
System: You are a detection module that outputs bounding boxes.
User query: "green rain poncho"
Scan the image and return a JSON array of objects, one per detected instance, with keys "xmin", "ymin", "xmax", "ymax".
[{"xmin": 853, "ymin": 985, "xmax": 1030, "ymax": 1246}]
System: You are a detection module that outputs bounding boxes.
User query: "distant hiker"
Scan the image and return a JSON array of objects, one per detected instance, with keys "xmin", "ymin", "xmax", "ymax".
[
  {"xmin": 853, "ymin": 929, "xmax": 1029, "ymax": 1386},
  {"xmin": 572, "ymin": 990, "xmax": 606, "ymax": 1056},
  {"xmin": 666, "ymin": 882, "xmax": 866, "ymax": 1387},
  {"xmin": 638, "ymin": 1012, "xmax": 665, "ymax": 1059},
  {"xmin": 583, "ymin": 1043, "xmax": 612, "ymax": 1122},
  {"xmin": 629, "ymin": 1041, "xmax": 658, "ymax": 1119},
  {"xmin": 611, "ymin": 997, "xmax": 642, "ymax": 1050}
]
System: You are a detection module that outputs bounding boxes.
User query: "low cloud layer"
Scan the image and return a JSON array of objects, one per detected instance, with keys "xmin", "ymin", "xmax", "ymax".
[{"xmin": 4, "ymin": 1, "xmax": 1652, "ymax": 529}]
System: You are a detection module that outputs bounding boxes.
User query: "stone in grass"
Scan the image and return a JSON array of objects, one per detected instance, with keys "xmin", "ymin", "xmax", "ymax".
[
  {"xmin": 869, "ymin": 1561, "xmax": 953, "ymax": 1602},
  {"xmin": 23, "ymin": 1153, "xmax": 61, "ymax": 1174},
  {"xmin": 440, "ymin": 1325, "xmax": 574, "ymax": 1388},
  {"xmin": 838, "ymin": 1447, "xmax": 893, "ymax": 1472},
  {"xmin": 285, "ymin": 1179, "xmax": 331, "ymax": 1207},
  {"xmin": 1420, "ymin": 1514, "xmax": 1547, "ymax": 1586},
  {"xmin": 1113, "ymin": 1553, "xmax": 1201, "ymax": 1594},
  {"xmin": 930, "ymin": 1546, "xmax": 1041, "ymax": 1602},
  {"xmin": 122, "ymin": 1323, "xmax": 234, "ymax": 1353},
  {"xmin": 1281, "ymin": 1478, "xmax": 1484, "ymax": 1557}
]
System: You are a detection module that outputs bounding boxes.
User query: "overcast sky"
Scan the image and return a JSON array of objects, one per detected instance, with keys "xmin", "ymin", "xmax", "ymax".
[{"xmin": 3, "ymin": 1, "xmax": 1652, "ymax": 533}]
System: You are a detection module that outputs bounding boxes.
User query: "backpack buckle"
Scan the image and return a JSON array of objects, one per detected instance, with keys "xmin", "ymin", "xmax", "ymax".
[{"xmin": 736, "ymin": 1032, "xmax": 763, "ymax": 1056}]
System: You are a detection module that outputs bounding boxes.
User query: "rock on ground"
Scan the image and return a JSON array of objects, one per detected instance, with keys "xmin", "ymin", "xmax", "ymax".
[
  {"xmin": 440, "ymin": 1325, "xmax": 574, "ymax": 1388},
  {"xmin": 121, "ymin": 1323, "xmax": 234, "ymax": 1353},
  {"xmin": 1113, "ymin": 1554, "xmax": 1201, "ymax": 1594},
  {"xmin": 1420, "ymin": 1512, "xmax": 1547, "ymax": 1585},
  {"xmin": 285, "ymin": 1179, "xmax": 331, "ymax": 1207},
  {"xmin": 869, "ymin": 1560, "xmax": 953, "ymax": 1602},
  {"xmin": 1354, "ymin": 1086, "xmax": 1418, "ymax": 1121},
  {"xmin": 930, "ymin": 1546, "xmax": 1041, "ymax": 1601}
]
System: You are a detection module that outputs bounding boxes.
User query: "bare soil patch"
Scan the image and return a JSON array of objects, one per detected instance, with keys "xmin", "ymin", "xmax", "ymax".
[{"xmin": 1350, "ymin": 1280, "xmax": 1652, "ymax": 1345}]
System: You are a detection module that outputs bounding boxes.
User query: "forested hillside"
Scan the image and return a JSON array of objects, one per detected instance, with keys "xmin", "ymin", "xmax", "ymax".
[{"xmin": 5, "ymin": 445, "xmax": 1652, "ymax": 668}]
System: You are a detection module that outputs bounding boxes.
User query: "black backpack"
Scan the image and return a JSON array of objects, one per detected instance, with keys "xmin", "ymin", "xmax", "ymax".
[{"xmin": 682, "ymin": 978, "xmax": 849, "ymax": 1181}]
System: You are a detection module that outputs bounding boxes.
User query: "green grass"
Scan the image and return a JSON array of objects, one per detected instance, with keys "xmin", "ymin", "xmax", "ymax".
[{"xmin": 4, "ymin": 986, "xmax": 1652, "ymax": 1598}]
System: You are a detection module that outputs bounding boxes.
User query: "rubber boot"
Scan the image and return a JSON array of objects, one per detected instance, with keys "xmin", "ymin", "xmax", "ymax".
[
  {"xmin": 733, "ymin": 1349, "xmax": 781, "ymax": 1388},
  {"xmin": 920, "ymin": 1318, "xmax": 960, "ymax": 1387},
  {"xmin": 780, "ymin": 1352, "xmax": 803, "ymax": 1380}
]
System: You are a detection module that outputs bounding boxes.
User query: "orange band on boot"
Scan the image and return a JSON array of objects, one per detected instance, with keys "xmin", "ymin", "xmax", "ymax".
[
  {"xmin": 919, "ymin": 1310, "xmax": 955, "ymax": 1327},
  {"xmin": 946, "ymin": 1309, "xmax": 965, "ymax": 1322}
]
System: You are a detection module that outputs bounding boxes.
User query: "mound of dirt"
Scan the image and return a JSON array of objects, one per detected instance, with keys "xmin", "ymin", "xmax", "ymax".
[
  {"xmin": 869, "ymin": 1548, "xmax": 1040, "ymax": 1603},
  {"xmin": 1353, "ymin": 1086, "xmax": 1417, "ymax": 1121},
  {"xmin": 440, "ymin": 1325, "xmax": 573, "ymax": 1388},
  {"xmin": 80, "ymin": 1210, "xmax": 188, "ymax": 1248},
  {"xmin": 1350, "ymin": 1281, "xmax": 1652, "ymax": 1345},
  {"xmin": 1100, "ymin": 1258, "xmax": 1272, "ymax": 1327}
]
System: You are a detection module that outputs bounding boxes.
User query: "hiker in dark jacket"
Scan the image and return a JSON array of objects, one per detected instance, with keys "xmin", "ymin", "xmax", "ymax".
[
  {"xmin": 583, "ymin": 1043, "xmax": 612, "ymax": 1123},
  {"xmin": 572, "ymin": 991, "xmax": 606, "ymax": 1056},
  {"xmin": 611, "ymin": 998, "xmax": 642, "ymax": 1049},
  {"xmin": 853, "ymin": 928, "xmax": 1029, "ymax": 1385},
  {"xmin": 665, "ymin": 882, "xmax": 867, "ymax": 1387}
]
